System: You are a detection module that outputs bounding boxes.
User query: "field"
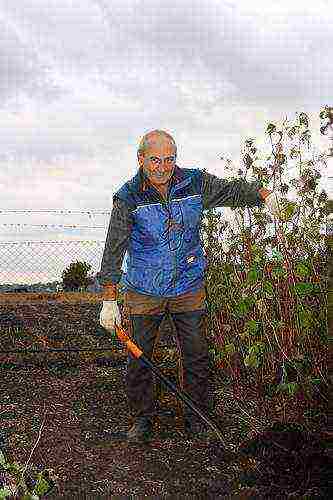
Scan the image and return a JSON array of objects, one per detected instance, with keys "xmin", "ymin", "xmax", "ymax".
[
  {"xmin": 0, "ymin": 291, "xmax": 104, "ymax": 305},
  {"xmin": 0, "ymin": 293, "xmax": 331, "ymax": 498}
]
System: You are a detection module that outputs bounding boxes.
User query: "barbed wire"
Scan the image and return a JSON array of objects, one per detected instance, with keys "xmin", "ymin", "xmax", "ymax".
[
  {"xmin": 0, "ymin": 240, "xmax": 104, "ymax": 245},
  {"xmin": 0, "ymin": 209, "xmax": 110, "ymax": 231},
  {"xmin": 0, "ymin": 224, "xmax": 106, "ymax": 229},
  {"xmin": 0, "ymin": 209, "xmax": 111, "ymax": 215}
]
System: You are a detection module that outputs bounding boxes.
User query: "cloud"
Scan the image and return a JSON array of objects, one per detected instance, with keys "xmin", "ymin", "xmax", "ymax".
[
  {"xmin": 0, "ymin": 12, "xmax": 64, "ymax": 106},
  {"xmin": 0, "ymin": 0, "xmax": 330, "ymax": 202}
]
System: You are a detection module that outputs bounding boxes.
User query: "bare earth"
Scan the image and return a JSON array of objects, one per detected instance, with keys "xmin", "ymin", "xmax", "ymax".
[{"xmin": 0, "ymin": 295, "xmax": 330, "ymax": 498}]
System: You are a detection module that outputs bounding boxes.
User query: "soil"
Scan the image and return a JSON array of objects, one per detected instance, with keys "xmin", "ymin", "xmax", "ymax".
[{"xmin": 0, "ymin": 298, "xmax": 330, "ymax": 499}]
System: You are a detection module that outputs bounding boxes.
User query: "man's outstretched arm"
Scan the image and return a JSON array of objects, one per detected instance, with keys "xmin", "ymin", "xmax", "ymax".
[
  {"xmin": 201, "ymin": 170, "xmax": 295, "ymax": 220},
  {"xmin": 201, "ymin": 170, "xmax": 271, "ymax": 210}
]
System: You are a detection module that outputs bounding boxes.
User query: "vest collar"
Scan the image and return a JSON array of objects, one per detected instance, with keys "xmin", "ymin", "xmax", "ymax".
[
  {"xmin": 133, "ymin": 165, "xmax": 189, "ymax": 192},
  {"xmin": 137, "ymin": 164, "xmax": 186, "ymax": 192}
]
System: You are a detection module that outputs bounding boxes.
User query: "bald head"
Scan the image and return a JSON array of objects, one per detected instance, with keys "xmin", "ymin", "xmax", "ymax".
[
  {"xmin": 137, "ymin": 130, "xmax": 177, "ymax": 158},
  {"xmin": 137, "ymin": 129, "xmax": 177, "ymax": 190}
]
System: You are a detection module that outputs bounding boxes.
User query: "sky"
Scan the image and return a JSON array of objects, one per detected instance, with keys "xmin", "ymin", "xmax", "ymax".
[{"xmin": 0, "ymin": 0, "xmax": 331, "ymax": 285}]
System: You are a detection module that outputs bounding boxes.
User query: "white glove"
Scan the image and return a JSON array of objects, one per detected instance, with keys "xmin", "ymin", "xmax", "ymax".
[{"xmin": 99, "ymin": 300, "xmax": 122, "ymax": 331}]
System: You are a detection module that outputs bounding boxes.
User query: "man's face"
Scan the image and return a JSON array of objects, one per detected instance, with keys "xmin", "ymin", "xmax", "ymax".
[{"xmin": 138, "ymin": 139, "xmax": 176, "ymax": 187}]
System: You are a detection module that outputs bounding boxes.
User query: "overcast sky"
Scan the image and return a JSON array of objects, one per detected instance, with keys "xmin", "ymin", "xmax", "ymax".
[{"xmin": 0, "ymin": 0, "xmax": 331, "ymax": 285}]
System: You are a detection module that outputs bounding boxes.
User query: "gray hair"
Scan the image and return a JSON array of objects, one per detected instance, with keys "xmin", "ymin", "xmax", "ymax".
[{"xmin": 137, "ymin": 129, "xmax": 177, "ymax": 157}]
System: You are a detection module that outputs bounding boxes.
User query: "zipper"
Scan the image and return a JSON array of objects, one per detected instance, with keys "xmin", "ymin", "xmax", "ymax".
[
  {"xmin": 149, "ymin": 182, "xmax": 178, "ymax": 289},
  {"xmin": 165, "ymin": 183, "xmax": 178, "ymax": 289},
  {"xmin": 167, "ymin": 188, "xmax": 178, "ymax": 290}
]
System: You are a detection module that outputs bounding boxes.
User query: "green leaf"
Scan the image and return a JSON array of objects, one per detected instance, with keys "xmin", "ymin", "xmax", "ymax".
[
  {"xmin": 224, "ymin": 343, "xmax": 236, "ymax": 355},
  {"xmin": 33, "ymin": 472, "xmax": 51, "ymax": 496},
  {"xmin": 295, "ymin": 263, "xmax": 310, "ymax": 278},
  {"xmin": 247, "ymin": 268, "xmax": 258, "ymax": 283},
  {"xmin": 271, "ymin": 249, "xmax": 284, "ymax": 262},
  {"xmin": 296, "ymin": 306, "xmax": 313, "ymax": 329},
  {"xmin": 266, "ymin": 123, "xmax": 276, "ymax": 135},
  {"xmin": 277, "ymin": 382, "xmax": 299, "ymax": 396},
  {"xmin": 271, "ymin": 266, "xmax": 286, "ymax": 278},
  {"xmin": 263, "ymin": 281, "xmax": 274, "ymax": 296},
  {"xmin": 245, "ymin": 319, "xmax": 260, "ymax": 336},
  {"xmin": 287, "ymin": 382, "xmax": 299, "ymax": 396},
  {"xmin": 234, "ymin": 298, "xmax": 253, "ymax": 318},
  {"xmin": 253, "ymin": 254, "xmax": 262, "ymax": 264},
  {"xmin": 223, "ymin": 264, "xmax": 233, "ymax": 274},
  {"xmin": 250, "ymin": 244, "xmax": 258, "ymax": 253},
  {"xmin": 299, "ymin": 112, "xmax": 309, "ymax": 127},
  {"xmin": 279, "ymin": 202, "xmax": 297, "ymax": 221},
  {"xmin": 6, "ymin": 462, "xmax": 24, "ymax": 474},
  {"xmin": 244, "ymin": 353, "xmax": 260, "ymax": 368},
  {"xmin": 0, "ymin": 450, "xmax": 7, "ymax": 466},
  {"xmin": 293, "ymin": 282, "xmax": 314, "ymax": 296},
  {"xmin": 0, "ymin": 487, "xmax": 12, "ymax": 499},
  {"xmin": 249, "ymin": 342, "xmax": 265, "ymax": 355}
]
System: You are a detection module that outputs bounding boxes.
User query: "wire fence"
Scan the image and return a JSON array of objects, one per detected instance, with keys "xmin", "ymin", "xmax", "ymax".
[
  {"xmin": 0, "ymin": 209, "xmax": 111, "ymax": 291},
  {"xmin": 0, "ymin": 207, "xmax": 330, "ymax": 294}
]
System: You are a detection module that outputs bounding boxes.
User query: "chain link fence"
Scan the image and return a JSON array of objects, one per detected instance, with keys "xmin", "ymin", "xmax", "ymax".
[
  {"xmin": 0, "ymin": 201, "xmax": 331, "ymax": 293},
  {"xmin": 0, "ymin": 209, "xmax": 111, "ymax": 293}
]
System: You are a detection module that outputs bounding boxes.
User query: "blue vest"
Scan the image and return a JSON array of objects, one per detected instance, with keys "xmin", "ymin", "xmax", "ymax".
[{"xmin": 114, "ymin": 166, "xmax": 206, "ymax": 297}]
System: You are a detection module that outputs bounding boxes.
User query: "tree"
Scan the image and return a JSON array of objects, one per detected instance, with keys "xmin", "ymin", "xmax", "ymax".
[{"xmin": 61, "ymin": 261, "xmax": 93, "ymax": 292}]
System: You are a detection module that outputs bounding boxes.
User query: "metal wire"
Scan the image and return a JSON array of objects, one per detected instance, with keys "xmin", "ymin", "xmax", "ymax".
[
  {"xmin": 0, "ymin": 224, "xmax": 105, "ymax": 229},
  {"xmin": 0, "ymin": 347, "xmax": 118, "ymax": 354},
  {"xmin": 0, "ymin": 209, "xmax": 111, "ymax": 215}
]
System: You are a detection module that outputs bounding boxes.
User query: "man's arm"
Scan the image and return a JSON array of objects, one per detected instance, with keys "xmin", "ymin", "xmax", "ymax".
[
  {"xmin": 99, "ymin": 197, "xmax": 132, "ymax": 300},
  {"xmin": 201, "ymin": 170, "xmax": 271, "ymax": 210}
]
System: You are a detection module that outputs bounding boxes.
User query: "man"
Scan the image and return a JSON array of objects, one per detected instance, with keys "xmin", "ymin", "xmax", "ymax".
[{"xmin": 98, "ymin": 129, "xmax": 286, "ymax": 443}]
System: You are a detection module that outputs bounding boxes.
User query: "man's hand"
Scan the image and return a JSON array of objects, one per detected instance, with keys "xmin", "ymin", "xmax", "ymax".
[
  {"xmin": 265, "ymin": 191, "xmax": 297, "ymax": 222},
  {"xmin": 99, "ymin": 300, "xmax": 122, "ymax": 331}
]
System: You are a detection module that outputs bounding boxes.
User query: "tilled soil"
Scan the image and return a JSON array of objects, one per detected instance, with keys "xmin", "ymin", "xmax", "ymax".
[
  {"xmin": 0, "ymin": 300, "xmax": 330, "ymax": 498},
  {"xmin": 1, "ymin": 363, "xmax": 243, "ymax": 498}
]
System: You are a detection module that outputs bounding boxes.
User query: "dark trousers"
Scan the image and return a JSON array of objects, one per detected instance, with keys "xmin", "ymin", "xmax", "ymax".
[{"xmin": 125, "ymin": 309, "xmax": 210, "ymax": 421}]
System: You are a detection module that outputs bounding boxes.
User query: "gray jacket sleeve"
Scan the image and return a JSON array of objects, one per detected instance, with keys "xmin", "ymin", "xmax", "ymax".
[
  {"xmin": 201, "ymin": 170, "xmax": 265, "ymax": 211},
  {"xmin": 98, "ymin": 197, "xmax": 132, "ymax": 286}
]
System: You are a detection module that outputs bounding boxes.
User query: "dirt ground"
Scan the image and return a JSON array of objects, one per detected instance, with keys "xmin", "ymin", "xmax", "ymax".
[{"xmin": 0, "ymin": 298, "xmax": 330, "ymax": 498}]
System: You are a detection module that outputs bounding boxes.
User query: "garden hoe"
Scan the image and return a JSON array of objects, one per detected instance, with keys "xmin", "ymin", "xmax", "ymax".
[
  {"xmin": 112, "ymin": 322, "xmax": 305, "ymax": 473},
  {"xmin": 113, "ymin": 321, "xmax": 237, "ymax": 459}
]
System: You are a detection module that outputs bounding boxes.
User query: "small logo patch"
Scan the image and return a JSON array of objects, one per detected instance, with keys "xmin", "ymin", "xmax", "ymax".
[{"xmin": 187, "ymin": 255, "xmax": 196, "ymax": 264}]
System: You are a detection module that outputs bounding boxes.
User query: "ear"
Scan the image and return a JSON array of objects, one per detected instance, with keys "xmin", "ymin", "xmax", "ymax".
[{"xmin": 137, "ymin": 150, "xmax": 144, "ymax": 167}]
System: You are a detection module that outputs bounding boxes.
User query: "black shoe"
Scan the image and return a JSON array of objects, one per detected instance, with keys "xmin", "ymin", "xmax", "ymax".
[{"xmin": 127, "ymin": 416, "xmax": 153, "ymax": 443}]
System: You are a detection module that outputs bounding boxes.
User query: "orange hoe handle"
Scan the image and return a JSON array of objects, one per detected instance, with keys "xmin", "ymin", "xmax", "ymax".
[{"xmin": 114, "ymin": 321, "xmax": 143, "ymax": 359}]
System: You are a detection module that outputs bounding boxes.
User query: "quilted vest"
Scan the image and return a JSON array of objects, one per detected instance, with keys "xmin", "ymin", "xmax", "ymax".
[{"xmin": 114, "ymin": 166, "xmax": 206, "ymax": 297}]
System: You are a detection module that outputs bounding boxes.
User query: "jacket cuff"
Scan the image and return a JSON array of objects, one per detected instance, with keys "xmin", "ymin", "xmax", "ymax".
[{"xmin": 101, "ymin": 283, "xmax": 118, "ymax": 300}]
